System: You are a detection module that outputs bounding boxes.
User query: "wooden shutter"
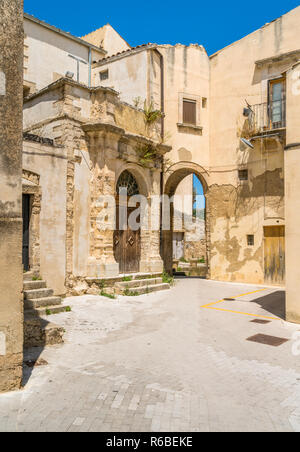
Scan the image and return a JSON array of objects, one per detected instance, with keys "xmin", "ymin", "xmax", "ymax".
[{"xmin": 183, "ymin": 99, "xmax": 196, "ymax": 125}]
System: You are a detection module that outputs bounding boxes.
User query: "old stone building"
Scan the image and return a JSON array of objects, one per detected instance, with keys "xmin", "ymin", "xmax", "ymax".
[
  {"xmin": 2, "ymin": 4, "xmax": 300, "ymax": 394},
  {"xmin": 20, "ymin": 6, "xmax": 300, "ymax": 305}
]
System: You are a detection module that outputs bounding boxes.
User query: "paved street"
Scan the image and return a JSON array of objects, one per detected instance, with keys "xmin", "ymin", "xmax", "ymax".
[{"xmin": 1, "ymin": 278, "xmax": 300, "ymax": 432}]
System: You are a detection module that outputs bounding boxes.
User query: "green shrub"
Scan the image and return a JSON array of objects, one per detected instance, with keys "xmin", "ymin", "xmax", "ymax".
[
  {"xmin": 162, "ymin": 270, "xmax": 174, "ymax": 286},
  {"xmin": 100, "ymin": 290, "xmax": 116, "ymax": 300}
]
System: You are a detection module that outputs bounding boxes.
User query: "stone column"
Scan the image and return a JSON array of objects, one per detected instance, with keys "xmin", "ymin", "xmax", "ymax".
[
  {"xmin": 0, "ymin": 0, "xmax": 24, "ymax": 392},
  {"xmin": 85, "ymin": 125, "xmax": 123, "ymax": 278}
]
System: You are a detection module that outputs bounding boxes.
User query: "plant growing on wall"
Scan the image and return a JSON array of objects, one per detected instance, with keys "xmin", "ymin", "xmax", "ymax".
[{"xmin": 143, "ymin": 100, "xmax": 162, "ymax": 126}]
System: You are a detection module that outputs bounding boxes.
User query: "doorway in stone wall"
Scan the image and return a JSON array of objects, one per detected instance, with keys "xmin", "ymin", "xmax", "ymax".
[
  {"xmin": 22, "ymin": 194, "xmax": 31, "ymax": 272},
  {"xmin": 114, "ymin": 170, "xmax": 141, "ymax": 273},
  {"xmin": 264, "ymin": 225, "xmax": 285, "ymax": 285},
  {"xmin": 162, "ymin": 162, "xmax": 209, "ymax": 277}
]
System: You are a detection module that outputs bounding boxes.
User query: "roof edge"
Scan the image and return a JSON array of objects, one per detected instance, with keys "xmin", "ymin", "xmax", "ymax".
[{"xmin": 24, "ymin": 12, "xmax": 106, "ymax": 55}]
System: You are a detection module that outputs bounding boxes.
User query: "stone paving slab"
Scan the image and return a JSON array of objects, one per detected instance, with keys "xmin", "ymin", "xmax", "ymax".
[{"xmin": 1, "ymin": 279, "xmax": 300, "ymax": 432}]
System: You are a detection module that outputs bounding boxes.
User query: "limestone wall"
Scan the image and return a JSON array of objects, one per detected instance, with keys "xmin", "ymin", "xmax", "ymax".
[
  {"xmin": 285, "ymin": 62, "xmax": 300, "ymax": 322},
  {"xmin": 0, "ymin": 0, "xmax": 24, "ymax": 392}
]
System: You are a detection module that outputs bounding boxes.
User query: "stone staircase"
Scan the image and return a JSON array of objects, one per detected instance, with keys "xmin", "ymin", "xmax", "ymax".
[
  {"xmin": 23, "ymin": 272, "xmax": 66, "ymax": 348},
  {"xmin": 115, "ymin": 276, "xmax": 170, "ymax": 296}
]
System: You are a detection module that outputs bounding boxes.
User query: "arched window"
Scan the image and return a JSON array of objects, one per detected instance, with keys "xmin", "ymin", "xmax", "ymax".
[{"xmin": 116, "ymin": 170, "xmax": 139, "ymax": 197}]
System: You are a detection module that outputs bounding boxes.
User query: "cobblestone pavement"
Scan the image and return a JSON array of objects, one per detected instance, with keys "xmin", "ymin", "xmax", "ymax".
[{"xmin": 1, "ymin": 278, "xmax": 300, "ymax": 432}]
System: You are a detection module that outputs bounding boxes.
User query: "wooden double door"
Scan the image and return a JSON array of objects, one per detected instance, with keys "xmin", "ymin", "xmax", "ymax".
[
  {"xmin": 264, "ymin": 226, "xmax": 285, "ymax": 285},
  {"xmin": 113, "ymin": 205, "xmax": 141, "ymax": 273}
]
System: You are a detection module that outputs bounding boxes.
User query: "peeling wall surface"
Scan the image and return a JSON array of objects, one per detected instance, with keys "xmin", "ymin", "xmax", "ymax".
[
  {"xmin": 209, "ymin": 6, "xmax": 300, "ymax": 285},
  {"xmin": 0, "ymin": 0, "xmax": 23, "ymax": 393}
]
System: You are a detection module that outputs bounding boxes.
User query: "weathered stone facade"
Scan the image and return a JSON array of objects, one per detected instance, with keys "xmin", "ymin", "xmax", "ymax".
[
  {"xmin": 0, "ymin": 0, "xmax": 24, "ymax": 392},
  {"xmin": 23, "ymin": 79, "xmax": 170, "ymax": 295}
]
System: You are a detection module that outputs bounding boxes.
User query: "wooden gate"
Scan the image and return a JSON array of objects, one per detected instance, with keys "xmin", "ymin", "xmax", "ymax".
[
  {"xmin": 114, "ymin": 171, "xmax": 141, "ymax": 273},
  {"xmin": 264, "ymin": 226, "xmax": 285, "ymax": 285},
  {"xmin": 114, "ymin": 205, "xmax": 141, "ymax": 273}
]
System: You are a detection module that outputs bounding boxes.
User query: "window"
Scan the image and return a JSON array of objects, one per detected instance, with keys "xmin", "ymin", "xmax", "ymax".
[
  {"xmin": 269, "ymin": 78, "xmax": 286, "ymax": 129},
  {"xmin": 238, "ymin": 169, "xmax": 248, "ymax": 181},
  {"xmin": 202, "ymin": 98, "xmax": 207, "ymax": 109},
  {"xmin": 100, "ymin": 70, "xmax": 109, "ymax": 81},
  {"xmin": 247, "ymin": 235, "xmax": 254, "ymax": 246},
  {"xmin": 183, "ymin": 99, "xmax": 196, "ymax": 125}
]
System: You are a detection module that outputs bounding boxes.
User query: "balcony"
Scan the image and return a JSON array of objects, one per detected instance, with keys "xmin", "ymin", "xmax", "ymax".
[{"xmin": 247, "ymin": 99, "xmax": 286, "ymax": 136}]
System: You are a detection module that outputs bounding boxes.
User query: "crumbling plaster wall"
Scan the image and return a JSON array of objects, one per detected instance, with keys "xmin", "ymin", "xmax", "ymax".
[{"xmin": 208, "ymin": 6, "xmax": 300, "ymax": 284}]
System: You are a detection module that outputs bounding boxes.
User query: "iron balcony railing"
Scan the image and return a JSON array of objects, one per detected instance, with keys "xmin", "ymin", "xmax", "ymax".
[{"xmin": 248, "ymin": 99, "xmax": 286, "ymax": 135}]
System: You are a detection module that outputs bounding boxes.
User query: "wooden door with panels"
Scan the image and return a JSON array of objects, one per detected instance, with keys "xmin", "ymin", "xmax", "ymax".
[
  {"xmin": 114, "ymin": 171, "xmax": 141, "ymax": 274},
  {"xmin": 264, "ymin": 226, "xmax": 285, "ymax": 285}
]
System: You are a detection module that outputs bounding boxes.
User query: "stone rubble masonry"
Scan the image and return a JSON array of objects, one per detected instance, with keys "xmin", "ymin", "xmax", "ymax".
[{"xmin": 0, "ymin": 0, "xmax": 24, "ymax": 392}]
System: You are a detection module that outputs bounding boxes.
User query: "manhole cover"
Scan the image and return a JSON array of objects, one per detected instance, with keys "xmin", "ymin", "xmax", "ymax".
[
  {"xmin": 246, "ymin": 334, "xmax": 288, "ymax": 347},
  {"xmin": 250, "ymin": 319, "xmax": 271, "ymax": 324}
]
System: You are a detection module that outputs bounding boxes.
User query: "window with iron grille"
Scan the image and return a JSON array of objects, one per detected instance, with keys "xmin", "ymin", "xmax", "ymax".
[
  {"xmin": 183, "ymin": 99, "xmax": 197, "ymax": 125},
  {"xmin": 238, "ymin": 169, "xmax": 248, "ymax": 181},
  {"xmin": 247, "ymin": 235, "xmax": 254, "ymax": 246},
  {"xmin": 100, "ymin": 70, "xmax": 109, "ymax": 81}
]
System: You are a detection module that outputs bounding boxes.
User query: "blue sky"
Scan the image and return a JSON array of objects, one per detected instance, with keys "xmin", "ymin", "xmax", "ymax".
[{"xmin": 24, "ymin": 1, "xmax": 299, "ymax": 55}]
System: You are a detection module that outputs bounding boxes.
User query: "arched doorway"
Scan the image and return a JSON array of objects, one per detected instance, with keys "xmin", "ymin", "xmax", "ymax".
[
  {"xmin": 114, "ymin": 170, "xmax": 141, "ymax": 273},
  {"xmin": 162, "ymin": 162, "xmax": 209, "ymax": 276}
]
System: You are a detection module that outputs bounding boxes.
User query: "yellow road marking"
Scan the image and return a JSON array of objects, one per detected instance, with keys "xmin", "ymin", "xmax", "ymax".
[{"xmin": 201, "ymin": 288, "xmax": 280, "ymax": 321}]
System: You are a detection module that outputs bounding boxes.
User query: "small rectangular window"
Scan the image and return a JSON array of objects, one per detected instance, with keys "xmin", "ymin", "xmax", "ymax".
[
  {"xmin": 238, "ymin": 169, "xmax": 248, "ymax": 181},
  {"xmin": 183, "ymin": 99, "xmax": 196, "ymax": 125},
  {"xmin": 202, "ymin": 98, "xmax": 207, "ymax": 109},
  {"xmin": 100, "ymin": 70, "xmax": 109, "ymax": 81},
  {"xmin": 247, "ymin": 235, "xmax": 254, "ymax": 246}
]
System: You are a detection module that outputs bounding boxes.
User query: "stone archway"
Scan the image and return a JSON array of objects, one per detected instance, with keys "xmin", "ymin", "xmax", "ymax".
[{"xmin": 162, "ymin": 162, "xmax": 210, "ymax": 276}]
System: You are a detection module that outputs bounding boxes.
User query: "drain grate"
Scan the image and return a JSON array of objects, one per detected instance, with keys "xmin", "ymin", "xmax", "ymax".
[
  {"xmin": 223, "ymin": 298, "xmax": 236, "ymax": 301},
  {"xmin": 250, "ymin": 319, "xmax": 271, "ymax": 324},
  {"xmin": 246, "ymin": 334, "xmax": 288, "ymax": 347}
]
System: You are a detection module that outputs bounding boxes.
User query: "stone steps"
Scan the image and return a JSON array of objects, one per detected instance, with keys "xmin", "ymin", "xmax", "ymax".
[
  {"xmin": 24, "ymin": 280, "xmax": 47, "ymax": 290},
  {"xmin": 116, "ymin": 277, "xmax": 170, "ymax": 296},
  {"xmin": 26, "ymin": 305, "xmax": 69, "ymax": 317},
  {"xmin": 23, "ymin": 274, "xmax": 66, "ymax": 348},
  {"xmin": 24, "ymin": 288, "xmax": 54, "ymax": 300},
  {"xmin": 24, "ymin": 296, "xmax": 63, "ymax": 310},
  {"xmin": 116, "ymin": 277, "xmax": 163, "ymax": 290},
  {"xmin": 24, "ymin": 314, "xmax": 64, "ymax": 348}
]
